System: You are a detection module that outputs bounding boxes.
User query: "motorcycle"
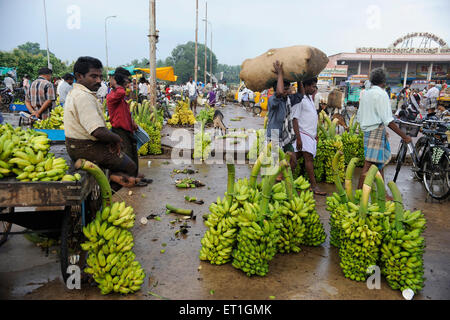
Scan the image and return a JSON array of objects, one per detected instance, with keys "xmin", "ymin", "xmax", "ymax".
[{"xmin": 0, "ymin": 87, "xmax": 13, "ymax": 108}]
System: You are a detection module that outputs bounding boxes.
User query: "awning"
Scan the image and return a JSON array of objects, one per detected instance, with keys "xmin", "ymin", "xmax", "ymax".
[
  {"xmin": 108, "ymin": 65, "xmax": 136, "ymax": 75},
  {"xmin": 135, "ymin": 66, "xmax": 178, "ymax": 82}
]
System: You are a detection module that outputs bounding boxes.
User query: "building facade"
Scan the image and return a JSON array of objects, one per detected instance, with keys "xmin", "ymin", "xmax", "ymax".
[{"xmin": 326, "ymin": 33, "xmax": 450, "ymax": 87}]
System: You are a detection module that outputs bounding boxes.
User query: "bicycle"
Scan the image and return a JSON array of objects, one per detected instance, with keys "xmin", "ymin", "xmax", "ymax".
[{"xmin": 393, "ymin": 119, "xmax": 449, "ymax": 200}]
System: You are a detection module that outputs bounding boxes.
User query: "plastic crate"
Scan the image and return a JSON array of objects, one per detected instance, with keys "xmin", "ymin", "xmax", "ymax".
[
  {"xmin": 399, "ymin": 122, "xmax": 420, "ymax": 137},
  {"xmin": 9, "ymin": 104, "xmax": 28, "ymax": 112},
  {"xmin": 34, "ymin": 129, "xmax": 65, "ymax": 141}
]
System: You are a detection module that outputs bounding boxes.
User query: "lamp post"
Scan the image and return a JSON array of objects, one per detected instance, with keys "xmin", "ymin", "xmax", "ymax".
[
  {"xmin": 194, "ymin": 0, "xmax": 199, "ymax": 84},
  {"xmin": 202, "ymin": 19, "xmax": 212, "ymax": 84},
  {"xmin": 43, "ymin": 0, "xmax": 51, "ymax": 69},
  {"xmin": 105, "ymin": 15, "xmax": 117, "ymax": 77},
  {"xmin": 204, "ymin": 1, "xmax": 207, "ymax": 85}
]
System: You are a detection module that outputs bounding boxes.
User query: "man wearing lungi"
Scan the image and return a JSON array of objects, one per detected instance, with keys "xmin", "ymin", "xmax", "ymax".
[{"xmin": 356, "ymin": 68, "xmax": 412, "ymax": 191}]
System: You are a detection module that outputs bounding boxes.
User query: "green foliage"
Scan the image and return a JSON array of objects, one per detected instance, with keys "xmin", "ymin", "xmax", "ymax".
[
  {"xmin": 0, "ymin": 42, "xmax": 73, "ymax": 80},
  {"xmin": 216, "ymin": 64, "xmax": 241, "ymax": 85}
]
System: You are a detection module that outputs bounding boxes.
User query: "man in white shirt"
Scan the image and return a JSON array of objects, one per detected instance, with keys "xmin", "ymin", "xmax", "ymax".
[
  {"xmin": 291, "ymin": 77, "xmax": 326, "ymax": 195},
  {"xmin": 186, "ymin": 77, "xmax": 198, "ymax": 114},
  {"xmin": 57, "ymin": 73, "xmax": 74, "ymax": 106},
  {"xmin": 3, "ymin": 73, "xmax": 15, "ymax": 91},
  {"xmin": 138, "ymin": 77, "xmax": 149, "ymax": 102},
  {"xmin": 96, "ymin": 80, "xmax": 108, "ymax": 101},
  {"xmin": 424, "ymin": 82, "xmax": 440, "ymax": 109}
]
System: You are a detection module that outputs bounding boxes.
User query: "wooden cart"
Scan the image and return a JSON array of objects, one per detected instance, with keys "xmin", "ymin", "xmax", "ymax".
[{"xmin": 0, "ymin": 143, "xmax": 101, "ymax": 282}]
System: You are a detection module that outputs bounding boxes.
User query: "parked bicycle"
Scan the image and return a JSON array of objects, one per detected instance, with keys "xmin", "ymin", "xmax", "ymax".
[{"xmin": 393, "ymin": 119, "xmax": 449, "ymax": 200}]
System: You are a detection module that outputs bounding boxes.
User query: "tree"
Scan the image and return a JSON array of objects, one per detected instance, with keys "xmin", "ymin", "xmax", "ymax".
[
  {"xmin": 216, "ymin": 64, "xmax": 241, "ymax": 84},
  {"xmin": 0, "ymin": 43, "xmax": 72, "ymax": 80},
  {"xmin": 168, "ymin": 41, "xmax": 217, "ymax": 84}
]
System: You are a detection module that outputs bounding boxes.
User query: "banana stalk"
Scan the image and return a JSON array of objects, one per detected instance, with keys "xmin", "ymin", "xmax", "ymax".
[
  {"xmin": 249, "ymin": 142, "xmax": 272, "ymax": 188},
  {"xmin": 74, "ymin": 159, "xmax": 112, "ymax": 207},
  {"xmin": 165, "ymin": 204, "xmax": 193, "ymax": 216},
  {"xmin": 333, "ymin": 151, "xmax": 348, "ymax": 203},
  {"xmin": 374, "ymin": 172, "xmax": 386, "ymax": 212},
  {"xmin": 387, "ymin": 181, "xmax": 404, "ymax": 231},
  {"xmin": 279, "ymin": 150, "xmax": 294, "ymax": 200},
  {"xmin": 344, "ymin": 157, "xmax": 359, "ymax": 203},
  {"xmin": 259, "ymin": 161, "xmax": 285, "ymax": 219},
  {"xmin": 359, "ymin": 165, "xmax": 379, "ymax": 219},
  {"xmin": 226, "ymin": 164, "xmax": 235, "ymax": 204}
]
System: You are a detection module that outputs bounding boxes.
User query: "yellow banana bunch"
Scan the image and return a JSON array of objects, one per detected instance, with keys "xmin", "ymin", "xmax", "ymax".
[
  {"xmin": 0, "ymin": 124, "xmax": 72, "ymax": 182},
  {"xmin": 81, "ymin": 202, "xmax": 144, "ymax": 295},
  {"xmin": 33, "ymin": 106, "xmax": 65, "ymax": 129},
  {"xmin": 167, "ymin": 98, "xmax": 196, "ymax": 125}
]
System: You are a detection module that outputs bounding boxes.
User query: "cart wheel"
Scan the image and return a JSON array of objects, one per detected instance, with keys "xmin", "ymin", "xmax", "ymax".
[
  {"xmin": 0, "ymin": 208, "xmax": 13, "ymax": 248},
  {"xmin": 60, "ymin": 187, "xmax": 102, "ymax": 283},
  {"xmin": 253, "ymin": 105, "xmax": 262, "ymax": 116},
  {"xmin": 60, "ymin": 206, "xmax": 87, "ymax": 284}
]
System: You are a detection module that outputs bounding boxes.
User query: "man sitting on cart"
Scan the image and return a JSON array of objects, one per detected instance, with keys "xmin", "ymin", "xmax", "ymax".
[{"xmin": 64, "ymin": 56, "xmax": 144, "ymax": 189}]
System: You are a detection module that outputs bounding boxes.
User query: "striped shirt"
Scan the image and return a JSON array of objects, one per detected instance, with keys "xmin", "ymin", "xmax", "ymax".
[{"xmin": 25, "ymin": 77, "xmax": 56, "ymax": 116}]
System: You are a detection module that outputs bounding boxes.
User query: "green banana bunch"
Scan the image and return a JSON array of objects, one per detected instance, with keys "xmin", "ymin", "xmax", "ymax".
[
  {"xmin": 342, "ymin": 130, "xmax": 364, "ymax": 167},
  {"xmin": 232, "ymin": 208, "xmax": 280, "ymax": 277},
  {"xmin": 379, "ymin": 182, "xmax": 426, "ymax": 294},
  {"xmin": 314, "ymin": 136, "xmax": 345, "ymax": 183},
  {"xmin": 339, "ymin": 209, "xmax": 383, "ymax": 282},
  {"xmin": 81, "ymin": 203, "xmax": 144, "ymax": 295},
  {"xmin": 272, "ymin": 182, "xmax": 306, "ymax": 253},
  {"xmin": 193, "ymin": 124, "xmax": 212, "ymax": 161},
  {"xmin": 199, "ymin": 195, "xmax": 240, "ymax": 265},
  {"xmin": 133, "ymin": 99, "xmax": 163, "ymax": 156},
  {"xmin": 298, "ymin": 189, "xmax": 327, "ymax": 246},
  {"xmin": 327, "ymin": 190, "xmax": 362, "ymax": 248}
]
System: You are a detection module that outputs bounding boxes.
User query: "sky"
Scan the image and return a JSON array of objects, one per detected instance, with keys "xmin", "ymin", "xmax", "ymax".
[{"xmin": 0, "ymin": 0, "xmax": 449, "ymax": 68}]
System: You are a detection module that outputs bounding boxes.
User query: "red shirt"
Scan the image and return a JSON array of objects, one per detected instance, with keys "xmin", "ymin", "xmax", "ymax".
[{"xmin": 106, "ymin": 86, "xmax": 133, "ymax": 132}]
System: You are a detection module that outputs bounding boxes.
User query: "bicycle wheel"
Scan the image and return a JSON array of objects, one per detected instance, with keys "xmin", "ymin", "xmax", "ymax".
[
  {"xmin": 422, "ymin": 149, "xmax": 450, "ymax": 200},
  {"xmin": 393, "ymin": 142, "xmax": 407, "ymax": 182},
  {"xmin": 413, "ymin": 137, "xmax": 427, "ymax": 180}
]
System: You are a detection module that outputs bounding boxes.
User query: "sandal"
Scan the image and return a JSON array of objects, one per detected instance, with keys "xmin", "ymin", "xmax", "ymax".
[
  {"xmin": 140, "ymin": 178, "xmax": 153, "ymax": 184},
  {"xmin": 134, "ymin": 181, "xmax": 148, "ymax": 187},
  {"xmin": 311, "ymin": 187, "xmax": 327, "ymax": 196}
]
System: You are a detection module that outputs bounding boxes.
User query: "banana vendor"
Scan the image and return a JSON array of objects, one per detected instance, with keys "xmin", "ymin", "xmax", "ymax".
[
  {"xmin": 356, "ymin": 68, "xmax": 412, "ymax": 192},
  {"xmin": 63, "ymin": 56, "xmax": 144, "ymax": 189}
]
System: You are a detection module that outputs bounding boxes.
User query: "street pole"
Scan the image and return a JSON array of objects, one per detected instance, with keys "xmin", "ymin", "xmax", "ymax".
[
  {"xmin": 43, "ymin": 0, "xmax": 51, "ymax": 69},
  {"xmin": 204, "ymin": 1, "xmax": 207, "ymax": 85},
  {"xmin": 209, "ymin": 22, "xmax": 212, "ymax": 84},
  {"xmin": 194, "ymin": 0, "xmax": 198, "ymax": 84},
  {"xmin": 105, "ymin": 15, "xmax": 117, "ymax": 78},
  {"xmin": 149, "ymin": 0, "xmax": 157, "ymax": 106}
]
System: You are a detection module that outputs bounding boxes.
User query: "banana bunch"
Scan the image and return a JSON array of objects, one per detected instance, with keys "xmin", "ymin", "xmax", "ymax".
[
  {"xmin": 167, "ymin": 98, "xmax": 196, "ymax": 125},
  {"xmin": 327, "ymin": 189, "xmax": 363, "ymax": 248},
  {"xmin": 33, "ymin": 106, "xmax": 64, "ymax": 129},
  {"xmin": 199, "ymin": 195, "xmax": 240, "ymax": 265},
  {"xmin": 0, "ymin": 124, "xmax": 71, "ymax": 181},
  {"xmin": 339, "ymin": 203, "xmax": 383, "ymax": 282},
  {"xmin": 293, "ymin": 175, "xmax": 310, "ymax": 191},
  {"xmin": 247, "ymin": 129, "xmax": 266, "ymax": 161},
  {"xmin": 195, "ymin": 103, "xmax": 215, "ymax": 124},
  {"xmin": 341, "ymin": 115, "xmax": 364, "ymax": 167},
  {"xmin": 380, "ymin": 183, "xmax": 426, "ymax": 293},
  {"xmin": 232, "ymin": 206, "xmax": 280, "ymax": 277},
  {"xmin": 81, "ymin": 202, "xmax": 143, "ymax": 295},
  {"xmin": 299, "ymin": 189, "xmax": 327, "ymax": 246},
  {"xmin": 272, "ymin": 182, "xmax": 306, "ymax": 253},
  {"xmin": 193, "ymin": 128, "xmax": 212, "ymax": 161},
  {"xmin": 132, "ymin": 100, "xmax": 163, "ymax": 156},
  {"xmin": 314, "ymin": 136, "xmax": 345, "ymax": 183}
]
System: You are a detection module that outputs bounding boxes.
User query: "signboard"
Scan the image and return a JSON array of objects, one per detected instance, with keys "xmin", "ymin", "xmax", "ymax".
[
  {"xmin": 356, "ymin": 47, "xmax": 450, "ymax": 54},
  {"xmin": 416, "ymin": 64, "xmax": 448, "ymax": 78},
  {"xmin": 320, "ymin": 66, "xmax": 348, "ymax": 78}
]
